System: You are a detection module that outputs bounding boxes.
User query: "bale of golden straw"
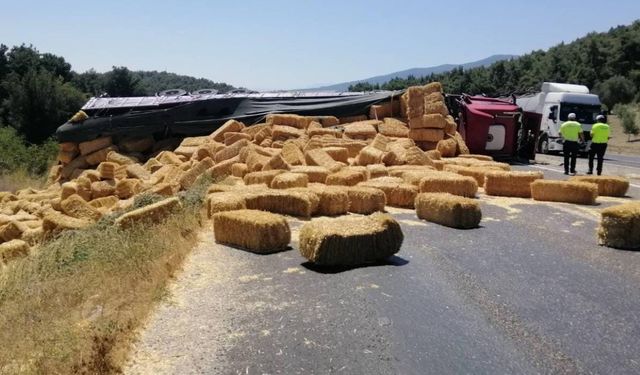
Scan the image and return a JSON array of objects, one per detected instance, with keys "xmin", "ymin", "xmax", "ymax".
[
  {"xmin": 60, "ymin": 194, "xmax": 102, "ymax": 221},
  {"xmin": 419, "ymin": 174, "xmax": 478, "ymax": 198},
  {"xmin": 358, "ymin": 180, "xmax": 418, "ymax": 208},
  {"xmin": 115, "ymin": 197, "xmax": 182, "ymax": 229},
  {"xmin": 244, "ymin": 170, "xmax": 285, "ymax": 185},
  {"xmin": 366, "ymin": 164, "xmax": 389, "ymax": 179},
  {"xmin": 569, "ymin": 176, "xmax": 629, "ymax": 197},
  {"xmin": 347, "ymin": 186, "xmax": 387, "ymax": 214},
  {"xmin": 244, "ymin": 189, "xmax": 319, "ymax": 218},
  {"xmin": 298, "ymin": 213, "xmax": 403, "ymax": 266},
  {"xmin": 415, "ymin": 193, "xmax": 481, "ymax": 229},
  {"xmin": 270, "ymin": 172, "xmax": 308, "ymax": 189},
  {"xmin": 206, "ymin": 193, "xmax": 247, "ymax": 218},
  {"xmin": 597, "ymin": 202, "xmax": 640, "ymax": 250},
  {"xmin": 484, "ymin": 171, "xmax": 544, "ymax": 198},
  {"xmin": 326, "ymin": 169, "xmax": 366, "ymax": 186},
  {"xmin": 530, "ymin": 180, "xmax": 598, "ymax": 205},
  {"xmin": 0, "ymin": 239, "xmax": 30, "ymax": 264},
  {"xmin": 213, "ymin": 209, "xmax": 291, "ymax": 254},
  {"xmin": 305, "ymin": 184, "xmax": 350, "ymax": 216}
]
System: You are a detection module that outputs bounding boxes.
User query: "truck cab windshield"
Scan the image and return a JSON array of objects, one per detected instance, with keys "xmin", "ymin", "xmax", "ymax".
[{"xmin": 559, "ymin": 103, "xmax": 601, "ymax": 124}]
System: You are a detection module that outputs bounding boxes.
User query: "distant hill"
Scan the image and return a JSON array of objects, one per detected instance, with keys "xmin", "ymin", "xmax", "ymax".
[{"xmin": 306, "ymin": 55, "xmax": 516, "ymax": 92}]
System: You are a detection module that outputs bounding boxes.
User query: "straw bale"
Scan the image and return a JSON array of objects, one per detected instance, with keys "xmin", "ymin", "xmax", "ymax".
[
  {"xmin": 313, "ymin": 138, "xmax": 368, "ymax": 158},
  {"xmin": 0, "ymin": 220, "xmax": 28, "ymax": 242},
  {"xmin": 213, "ymin": 209, "xmax": 290, "ymax": 253},
  {"xmin": 244, "ymin": 189, "xmax": 319, "ymax": 218},
  {"xmin": 115, "ymin": 179, "xmax": 142, "ymax": 199},
  {"xmin": 206, "ymin": 193, "xmax": 246, "ymax": 218},
  {"xmin": 358, "ymin": 180, "xmax": 418, "ymax": 208},
  {"xmin": 569, "ymin": 176, "xmax": 629, "ymax": 197},
  {"xmin": 143, "ymin": 157, "xmax": 163, "ymax": 172},
  {"xmin": 60, "ymin": 194, "xmax": 102, "ymax": 221},
  {"xmin": 45, "ymin": 165, "xmax": 62, "ymax": 185},
  {"xmin": 415, "ymin": 193, "xmax": 481, "ymax": 229},
  {"xmin": 347, "ymin": 186, "xmax": 387, "ymax": 214},
  {"xmin": 343, "ymin": 121, "xmax": 378, "ymax": 140},
  {"xmin": 436, "ymin": 138, "xmax": 458, "ymax": 157},
  {"xmin": 410, "ymin": 114, "xmax": 446, "ymax": 129},
  {"xmin": 355, "ymin": 146, "xmax": 385, "ymax": 166},
  {"xmin": 173, "ymin": 146, "xmax": 197, "ymax": 159},
  {"xmin": 272, "ymin": 125, "xmax": 304, "ymax": 141},
  {"xmin": 338, "ymin": 115, "xmax": 368, "ymax": 124},
  {"xmin": 321, "ymin": 147, "xmax": 349, "ymax": 163},
  {"xmin": 424, "ymin": 91, "xmax": 445, "ymax": 103},
  {"xmin": 91, "ymin": 180, "xmax": 117, "ymax": 199},
  {"xmin": 89, "ymin": 196, "xmax": 120, "ymax": 211},
  {"xmin": 253, "ymin": 127, "xmax": 272, "ymax": 144},
  {"xmin": 96, "ymin": 162, "xmax": 124, "ymax": 180},
  {"xmin": 43, "ymin": 210, "xmax": 91, "ymax": 233},
  {"xmin": 378, "ymin": 118, "xmax": 409, "ymax": 138},
  {"xmin": 179, "ymin": 158, "xmax": 215, "ymax": 189},
  {"xmin": 326, "ymin": 169, "xmax": 366, "ymax": 186},
  {"xmin": 242, "ymin": 123, "xmax": 270, "ymax": 136},
  {"xmin": 193, "ymin": 142, "xmax": 225, "ymax": 161},
  {"xmin": 366, "ymin": 164, "xmax": 389, "ymax": 179},
  {"xmin": 453, "ymin": 132, "xmax": 470, "ymax": 154},
  {"xmin": 402, "ymin": 86, "xmax": 426, "ymax": 118},
  {"xmin": 21, "ymin": 227, "xmax": 43, "ymax": 246},
  {"xmin": 289, "ymin": 166, "xmax": 330, "ymax": 183},
  {"xmin": 244, "ymin": 170, "xmax": 285, "ymax": 185},
  {"xmin": 308, "ymin": 127, "xmax": 341, "ymax": 138},
  {"xmin": 270, "ymin": 172, "xmax": 308, "ymax": 189},
  {"xmin": 209, "ymin": 119, "xmax": 245, "ymax": 142},
  {"xmin": 409, "ymin": 128, "xmax": 444, "ymax": 142},
  {"xmin": 444, "ymin": 115, "xmax": 457, "ymax": 135},
  {"xmin": 425, "ymin": 150, "xmax": 441, "ymax": 160},
  {"xmin": 78, "ymin": 170, "xmax": 100, "ymax": 183},
  {"xmin": 317, "ymin": 116, "xmax": 340, "ymax": 127},
  {"xmin": 125, "ymin": 163, "xmax": 151, "ymax": 181},
  {"xmin": 207, "ymin": 155, "xmax": 240, "ymax": 177},
  {"xmin": 423, "ymin": 82, "xmax": 443, "ymax": 94},
  {"xmin": 484, "ymin": 171, "xmax": 544, "ymax": 198},
  {"xmin": 405, "ymin": 146, "xmax": 434, "ymax": 166},
  {"xmin": 0, "ymin": 239, "xmax": 30, "ymax": 264},
  {"xmin": 597, "ymin": 202, "xmax": 640, "ymax": 249},
  {"xmin": 279, "ymin": 142, "xmax": 304, "ymax": 165},
  {"xmin": 113, "ymin": 197, "xmax": 180, "ymax": 228},
  {"xmin": 147, "ymin": 183, "xmax": 177, "ymax": 197},
  {"xmin": 118, "ymin": 136, "xmax": 154, "ymax": 153},
  {"xmin": 262, "ymin": 153, "xmax": 291, "ymax": 171},
  {"xmin": 259, "ymin": 138, "xmax": 273, "ymax": 147},
  {"xmin": 61, "ymin": 156, "xmax": 89, "ymax": 180},
  {"xmin": 370, "ymin": 134, "xmax": 390, "ymax": 151},
  {"xmin": 57, "ymin": 150, "xmax": 77, "ymax": 164},
  {"xmin": 266, "ymin": 114, "xmax": 311, "ymax": 129},
  {"xmin": 178, "ymin": 136, "xmax": 209, "ymax": 147},
  {"xmin": 214, "ymin": 139, "xmax": 249, "ymax": 163},
  {"xmin": 305, "ymin": 148, "xmax": 344, "ymax": 172},
  {"xmin": 298, "ymin": 213, "xmax": 403, "ymax": 266},
  {"xmin": 106, "ymin": 151, "xmax": 138, "ymax": 166},
  {"xmin": 157, "ymin": 151, "xmax": 183, "ymax": 165},
  {"xmin": 79, "ymin": 136, "xmax": 112, "ymax": 156},
  {"xmin": 304, "ymin": 184, "xmax": 350, "ymax": 216},
  {"xmin": 59, "ymin": 142, "xmax": 79, "ymax": 153},
  {"xmin": 419, "ymin": 174, "xmax": 478, "ymax": 197},
  {"xmin": 424, "ymin": 101, "xmax": 449, "ymax": 116},
  {"xmin": 530, "ymin": 180, "xmax": 598, "ymax": 205},
  {"xmin": 457, "ymin": 154, "xmax": 493, "ymax": 161},
  {"xmin": 231, "ymin": 163, "xmax": 249, "ymax": 177},
  {"xmin": 399, "ymin": 170, "xmax": 446, "ymax": 186}
]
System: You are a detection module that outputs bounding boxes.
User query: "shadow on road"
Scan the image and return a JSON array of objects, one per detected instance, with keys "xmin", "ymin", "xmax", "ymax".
[{"xmin": 301, "ymin": 255, "xmax": 409, "ymax": 274}]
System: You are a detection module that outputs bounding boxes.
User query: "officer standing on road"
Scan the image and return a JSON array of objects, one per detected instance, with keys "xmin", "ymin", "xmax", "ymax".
[
  {"xmin": 588, "ymin": 114, "xmax": 610, "ymax": 175},
  {"xmin": 560, "ymin": 113, "xmax": 584, "ymax": 175}
]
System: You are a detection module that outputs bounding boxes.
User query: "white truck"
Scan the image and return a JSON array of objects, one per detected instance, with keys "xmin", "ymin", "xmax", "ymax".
[{"xmin": 516, "ymin": 82, "xmax": 603, "ymax": 154}]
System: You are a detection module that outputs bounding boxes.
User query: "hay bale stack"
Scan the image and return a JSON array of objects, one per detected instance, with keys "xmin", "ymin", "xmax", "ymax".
[
  {"xmin": 343, "ymin": 121, "xmax": 378, "ymax": 140},
  {"xmin": 266, "ymin": 114, "xmax": 311, "ymax": 129},
  {"xmin": 78, "ymin": 136, "xmax": 112, "ymax": 156},
  {"xmin": 244, "ymin": 170, "xmax": 284, "ymax": 185},
  {"xmin": 358, "ymin": 180, "xmax": 418, "ymax": 208},
  {"xmin": 306, "ymin": 184, "xmax": 350, "ymax": 216},
  {"xmin": 115, "ymin": 197, "xmax": 181, "ymax": 229},
  {"xmin": 289, "ymin": 166, "xmax": 330, "ymax": 183},
  {"xmin": 326, "ymin": 169, "xmax": 366, "ymax": 186},
  {"xmin": 223, "ymin": 132, "xmax": 252, "ymax": 146},
  {"xmin": 419, "ymin": 174, "xmax": 478, "ymax": 198},
  {"xmin": 569, "ymin": 176, "xmax": 629, "ymax": 197},
  {"xmin": 244, "ymin": 189, "xmax": 319, "ymax": 218},
  {"xmin": 322, "ymin": 147, "xmax": 349, "ymax": 163},
  {"xmin": 116, "ymin": 178, "xmax": 143, "ymax": 199},
  {"xmin": 366, "ymin": 164, "xmax": 388, "ymax": 179},
  {"xmin": 214, "ymin": 139, "xmax": 250, "ymax": 163},
  {"xmin": 484, "ymin": 171, "xmax": 544, "ymax": 198},
  {"xmin": 91, "ymin": 180, "xmax": 117, "ymax": 199},
  {"xmin": 408, "ymin": 128, "xmax": 445, "ymax": 143},
  {"xmin": 270, "ymin": 172, "xmax": 308, "ymax": 189},
  {"xmin": 298, "ymin": 213, "xmax": 403, "ymax": 266},
  {"xmin": 213, "ymin": 209, "xmax": 290, "ymax": 254},
  {"xmin": 530, "ymin": 180, "xmax": 598, "ymax": 205},
  {"xmin": 206, "ymin": 193, "xmax": 247, "ymax": 218},
  {"xmin": 209, "ymin": 119, "xmax": 245, "ymax": 142},
  {"xmin": 347, "ymin": 186, "xmax": 387, "ymax": 214},
  {"xmin": 272, "ymin": 125, "xmax": 305, "ymax": 141},
  {"xmin": 597, "ymin": 202, "xmax": 640, "ymax": 250},
  {"xmin": 378, "ymin": 118, "xmax": 408, "ymax": 138},
  {"xmin": 405, "ymin": 146, "xmax": 433, "ymax": 166},
  {"xmin": 60, "ymin": 194, "xmax": 102, "ymax": 221},
  {"xmin": 0, "ymin": 239, "xmax": 30, "ymax": 264},
  {"xmin": 415, "ymin": 193, "xmax": 481, "ymax": 229},
  {"xmin": 305, "ymin": 148, "xmax": 344, "ymax": 172}
]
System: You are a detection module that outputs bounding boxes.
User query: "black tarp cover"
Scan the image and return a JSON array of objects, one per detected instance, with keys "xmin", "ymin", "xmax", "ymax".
[{"xmin": 55, "ymin": 91, "xmax": 401, "ymax": 143}]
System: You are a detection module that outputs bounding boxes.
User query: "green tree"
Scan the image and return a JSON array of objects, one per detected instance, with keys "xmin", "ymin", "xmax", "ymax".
[
  {"xmin": 616, "ymin": 105, "xmax": 640, "ymax": 141},
  {"xmin": 595, "ymin": 76, "xmax": 637, "ymax": 109},
  {"xmin": 104, "ymin": 66, "xmax": 141, "ymax": 97}
]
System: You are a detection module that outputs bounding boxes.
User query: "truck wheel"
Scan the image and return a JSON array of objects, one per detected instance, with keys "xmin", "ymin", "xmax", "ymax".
[{"xmin": 538, "ymin": 135, "xmax": 550, "ymax": 154}]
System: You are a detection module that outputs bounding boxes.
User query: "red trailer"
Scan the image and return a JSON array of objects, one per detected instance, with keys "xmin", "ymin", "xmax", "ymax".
[{"xmin": 447, "ymin": 95, "xmax": 538, "ymax": 161}]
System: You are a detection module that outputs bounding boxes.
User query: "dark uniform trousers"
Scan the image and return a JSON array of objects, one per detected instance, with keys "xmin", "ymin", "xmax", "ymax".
[
  {"xmin": 589, "ymin": 143, "xmax": 607, "ymax": 175},
  {"xmin": 563, "ymin": 140, "xmax": 579, "ymax": 174}
]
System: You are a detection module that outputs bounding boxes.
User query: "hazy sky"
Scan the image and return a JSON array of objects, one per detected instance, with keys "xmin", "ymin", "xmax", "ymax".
[{"xmin": 1, "ymin": 0, "xmax": 639, "ymax": 90}]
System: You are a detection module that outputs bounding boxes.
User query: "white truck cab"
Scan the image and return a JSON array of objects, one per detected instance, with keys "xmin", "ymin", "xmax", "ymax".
[{"xmin": 517, "ymin": 82, "xmax": 602, "ymax": 154}]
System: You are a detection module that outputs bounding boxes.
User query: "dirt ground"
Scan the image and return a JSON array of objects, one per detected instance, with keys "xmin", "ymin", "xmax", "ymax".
[{"xmin": 605, "ymin": 115, "xmax": 640, "ymax": 155}]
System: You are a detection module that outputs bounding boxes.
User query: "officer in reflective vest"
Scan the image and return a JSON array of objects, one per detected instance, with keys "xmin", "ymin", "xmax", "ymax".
[
  {"xmin": 588, "ymin": 114, "xmax": 610, "ymax": 175},
  {"xmin": 559, "ymin": 113, "xmax": 584, "ymax": 175}
]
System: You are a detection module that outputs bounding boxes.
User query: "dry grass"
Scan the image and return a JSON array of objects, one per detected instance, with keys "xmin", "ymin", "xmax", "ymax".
[
  {"xmin": 0, "ymin": 169, "xmax": 47, "ymax": 194},
  {"xmin": 0, "ymin": 176, "xmax": 211, "ymax": 374}
]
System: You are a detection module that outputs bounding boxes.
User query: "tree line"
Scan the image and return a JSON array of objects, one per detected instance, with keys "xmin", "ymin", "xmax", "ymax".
[
  {"xmin": 349, "ymin": 20, "xmax": 640, "ymax": 111},
  {"xmin": 0, "ymin": 44, "xmax": 235, "ymax": 144}
]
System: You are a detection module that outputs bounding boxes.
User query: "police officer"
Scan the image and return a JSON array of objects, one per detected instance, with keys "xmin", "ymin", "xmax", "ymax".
[
  {"xmin": 588, "ymin": 114, "xmax": 610, "ymax": 175},
  {"xmin": 560, "ymin": 113, "xmax": 583, "ymax": 175}
]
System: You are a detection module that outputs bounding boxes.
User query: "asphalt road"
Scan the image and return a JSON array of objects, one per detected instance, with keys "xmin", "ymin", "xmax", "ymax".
[{"xmin": 126, "ymin": 164, "xmax": 640, "ymax": 375}]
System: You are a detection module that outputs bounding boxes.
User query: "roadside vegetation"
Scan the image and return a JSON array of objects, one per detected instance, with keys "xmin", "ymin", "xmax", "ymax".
[
  {"xmin": 0, "ymin": 126, "xmax": 57, "ymax": 192},
  {"xmin": 0, "ymin": 176, "xmax": 212, "ymax": 374}
]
